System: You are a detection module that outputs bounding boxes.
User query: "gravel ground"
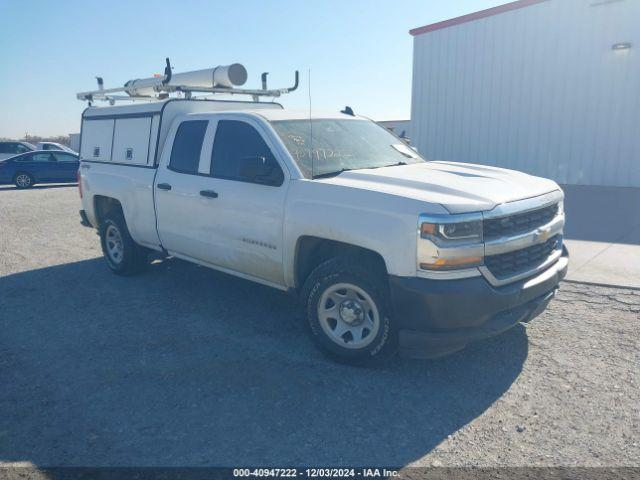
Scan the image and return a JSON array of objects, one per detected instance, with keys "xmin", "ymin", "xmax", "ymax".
[{"xmin": 0, "ymin": 185, "xmax": 638, "ymax": 468}]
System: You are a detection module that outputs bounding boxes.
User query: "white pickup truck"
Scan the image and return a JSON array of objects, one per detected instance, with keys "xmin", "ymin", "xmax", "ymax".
[{"xmin": 77, "ymin": 98, "xmax": 568, "ymax": 363}]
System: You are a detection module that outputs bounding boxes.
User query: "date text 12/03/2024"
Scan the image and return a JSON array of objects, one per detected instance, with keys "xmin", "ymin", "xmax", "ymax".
[{"xmin": 233, "ymin": 468, "xmax": 399, "ymax": 478}]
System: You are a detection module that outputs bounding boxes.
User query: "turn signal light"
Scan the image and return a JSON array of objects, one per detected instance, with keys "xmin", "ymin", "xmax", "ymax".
[{"xmin": 420, "ymin": 256, "xmax": 483, "ymax": 271}]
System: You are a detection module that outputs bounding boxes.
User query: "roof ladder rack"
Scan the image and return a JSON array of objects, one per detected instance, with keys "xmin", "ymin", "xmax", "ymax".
[{"xmin": 77, "ymin": 58, "xmax": 299, "ymax": 105}]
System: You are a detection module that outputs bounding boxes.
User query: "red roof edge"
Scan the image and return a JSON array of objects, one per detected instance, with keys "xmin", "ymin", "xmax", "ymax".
[{"xmin": 409, "ymin": 0, "xmax": 550, "ymax": 36}]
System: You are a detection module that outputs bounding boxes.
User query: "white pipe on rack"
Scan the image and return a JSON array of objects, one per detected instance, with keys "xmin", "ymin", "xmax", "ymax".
[{"xmin": 123, "ymin": 63, "xmax": 248, "ymax": 97}]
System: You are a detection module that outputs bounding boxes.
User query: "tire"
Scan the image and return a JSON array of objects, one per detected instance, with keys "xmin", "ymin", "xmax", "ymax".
[
  {"xmin": 99, "ymin": 211, "xmax": 148, "ymax": 275},
  {"xmin": 302, "ymin": 257, "xmax": 397, "ymax": 365},
  {"xmin": 14, "ymin": 172, "xmax": 34, "ymax": 189}
]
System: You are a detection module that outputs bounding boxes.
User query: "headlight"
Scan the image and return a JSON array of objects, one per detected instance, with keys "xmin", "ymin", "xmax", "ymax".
[
  {"xmin": 418, "ymin": 214, "xmax": 484, "ymax": 271},
  {"xmin": 420, "ymin": 219, "xmax": 483, "ymax": 245}
]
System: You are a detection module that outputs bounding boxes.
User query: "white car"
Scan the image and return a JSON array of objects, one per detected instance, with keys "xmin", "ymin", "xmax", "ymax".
[
  {"xmin": 77, "ymin": 99, "xmax": 568, "ymax": 364},
  {"xmin": 0, "ymin": 141, "xmax": 36, "ymax": 161},
  {"xmin": 36, "ymin": 142, "xmax": 77, "ymax": 154}
]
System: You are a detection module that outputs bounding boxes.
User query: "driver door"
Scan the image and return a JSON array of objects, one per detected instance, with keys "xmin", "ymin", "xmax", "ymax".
[{"xmin": 154, "ymin": 115, "xmax": 289, "ymax": 287}]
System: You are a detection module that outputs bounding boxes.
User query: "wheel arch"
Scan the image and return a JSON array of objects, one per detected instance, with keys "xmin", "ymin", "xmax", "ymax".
[
  {"xmin": 293, "ymin": 236, "xmax": 388, "ymax": 290},
  {"xmin": 93, "ymin": 195, "xmax": 124, "ymax": 228}
]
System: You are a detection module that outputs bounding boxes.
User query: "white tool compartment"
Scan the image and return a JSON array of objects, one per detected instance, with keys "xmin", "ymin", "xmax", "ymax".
[
  {"xmin": 112, "ymin": 116, "xmax": 154, "ymax": 165},
  {"xmin": 80, "ymin": 119, "xmax": 114, "ymax": 162}
]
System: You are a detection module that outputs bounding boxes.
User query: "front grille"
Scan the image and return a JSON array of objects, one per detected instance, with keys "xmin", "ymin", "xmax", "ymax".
[
  {"xmin": 484, "ymin": 203, "xmax": 558, "ymax": 240},
  {"xmin": 485, "ymin": 235, "xmax": 562, "ymax": 280}
]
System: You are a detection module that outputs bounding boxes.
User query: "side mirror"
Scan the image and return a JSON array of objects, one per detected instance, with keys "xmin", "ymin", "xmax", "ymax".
[{"xmin": 239, "ymin": 155, "xmax": 282, "ymax": 185}]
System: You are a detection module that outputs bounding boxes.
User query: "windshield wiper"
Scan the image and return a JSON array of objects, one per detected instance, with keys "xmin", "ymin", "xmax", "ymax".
[
  {"xmin": 312, "ymin": 168, "xmax": 357, "ymax": 179},
  {"xmin": 313, "ymin": 162, "xmax": 408, "ymax": 178},
  {"xmin": 368, "ymin": 161, "xmax": 408, "ymax": 170}
]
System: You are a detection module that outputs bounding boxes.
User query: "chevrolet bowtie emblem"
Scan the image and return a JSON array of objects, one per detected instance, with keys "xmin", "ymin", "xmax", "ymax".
[{"xmin": 533, "ymin": 227, "xmax": 552, "ymax": 242}]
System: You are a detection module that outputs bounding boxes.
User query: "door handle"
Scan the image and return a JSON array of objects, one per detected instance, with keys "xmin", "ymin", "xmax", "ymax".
[
  {"xmin": 157, "ymin": 183, "xmax": 172, "ymax": 191},
  {"xmin": 200, "ymin": 190, "xmax": 218, "ymax": 198}
]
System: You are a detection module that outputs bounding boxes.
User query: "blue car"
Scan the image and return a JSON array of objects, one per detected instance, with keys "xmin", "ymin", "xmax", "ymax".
[{"xmin": 0, "ymin": 151, "xmax": 79, "ymax": 189}]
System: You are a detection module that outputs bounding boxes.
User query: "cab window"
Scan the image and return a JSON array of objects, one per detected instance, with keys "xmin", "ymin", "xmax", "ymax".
[
  {"xmin": 210, "ymin": 120, "xmax": 283, "ymax": 186},
  {"xmin": 169, "ymin": 120, "xmax": 207, "ymax": 174}
]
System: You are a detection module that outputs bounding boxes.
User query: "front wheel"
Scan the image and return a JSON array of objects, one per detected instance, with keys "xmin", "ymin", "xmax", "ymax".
[{"xmin": 302, "ymin": 257, "xmax": 396, "ymax": 364}]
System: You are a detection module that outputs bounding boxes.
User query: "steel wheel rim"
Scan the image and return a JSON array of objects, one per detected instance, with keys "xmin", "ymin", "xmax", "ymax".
[
  {"xmin": 317, "ymin": 282, "xmax": 380, "ymax": 349},
  {"xmin": 105, "ymin": 224, "xmax": 124, "ymax": 265},
  {"xmin": 16, "ymin": 174, "xmax": 31, "ymax": 187}
]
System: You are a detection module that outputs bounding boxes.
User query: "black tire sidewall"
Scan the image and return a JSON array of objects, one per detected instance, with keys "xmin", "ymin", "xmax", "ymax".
[
  {"xmin": 99, "ymin": 215, "xmax": 143, "ymax": 275},
  {"xmin": 304, "ymin": 259, "xmax": 396, "ymax": 363}
]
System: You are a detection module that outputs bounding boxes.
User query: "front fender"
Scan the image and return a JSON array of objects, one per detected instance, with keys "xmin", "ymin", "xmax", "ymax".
[{"xmin": 282, "ymin": 180, "xmax": 448, "ymax": 287}]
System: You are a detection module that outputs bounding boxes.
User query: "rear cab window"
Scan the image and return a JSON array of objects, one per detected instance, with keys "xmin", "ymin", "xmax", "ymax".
[{"xmin": 169, "ymin": 120, "xmax": 208, "ymax": 174}]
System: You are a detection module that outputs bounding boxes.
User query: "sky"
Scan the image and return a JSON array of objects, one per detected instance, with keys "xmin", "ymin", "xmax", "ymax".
[{"xmin": 0, "ymin": 0, "xmax": 506, "ymax": 138}]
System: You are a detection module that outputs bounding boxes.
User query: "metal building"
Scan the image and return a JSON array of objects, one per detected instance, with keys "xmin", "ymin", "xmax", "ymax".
[
  {"xmin": 377, "ymin": 120, "xmax": 412, "ymax": 140},
  {"xmin": 69, "ymin": 133, "xmax": 80, "ymax": 152},
  {"xmin": 409, "ymin": 0, "xmax": 639, "ymax": 187}
]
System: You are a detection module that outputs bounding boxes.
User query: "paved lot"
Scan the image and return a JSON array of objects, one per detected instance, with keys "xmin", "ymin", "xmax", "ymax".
[
  {"xmin": 563, "ymin": 185, "xmax": 640, "ymax": 289},
  {"xmin": 0, "ymin": 185, "xmax": 638, "ymax": 469}
]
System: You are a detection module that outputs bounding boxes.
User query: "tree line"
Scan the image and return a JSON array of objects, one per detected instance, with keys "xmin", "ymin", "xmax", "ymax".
[{"xmin": 0, "ymin": 135, "xmax": 71, "ymax": 146}]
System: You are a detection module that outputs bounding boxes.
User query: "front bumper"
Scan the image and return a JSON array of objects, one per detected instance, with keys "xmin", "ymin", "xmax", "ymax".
[{"xmin": 390, "ymin": 247, "xmax": 569, "ymax": 358}]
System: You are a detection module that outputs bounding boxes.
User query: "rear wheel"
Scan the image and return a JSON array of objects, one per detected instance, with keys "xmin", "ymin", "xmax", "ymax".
[
  {"xmin": 14, "ymin": 173, "xmax": 34, "ymax": 189},
  {"xmin": 302, "ymin": 257, "xmax": 396, "ymax": 364},
  {"xmin": 99, "ymin": 212, "xmax": 148, "ymax": 275}
]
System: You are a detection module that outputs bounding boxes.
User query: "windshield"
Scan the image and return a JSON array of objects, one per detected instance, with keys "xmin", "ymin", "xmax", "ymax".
[{"xmin": 270, "ymin": 119, "xmax": 424, "ymax": 178}]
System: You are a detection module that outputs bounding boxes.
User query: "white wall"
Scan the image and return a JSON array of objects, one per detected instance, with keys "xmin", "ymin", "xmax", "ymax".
[
  {"xmin": 410, "ymin": 0, "xmax": 640, "ymax": 187},
  {"xmin": 69, "ymin": 133, "xmax": 80, "ymax": 152}
]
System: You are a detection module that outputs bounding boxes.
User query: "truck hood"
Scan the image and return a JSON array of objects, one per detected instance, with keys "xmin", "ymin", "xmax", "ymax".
[{"xmin": 315, "ymin": 161, "xmax": 560, "ymax": 214}]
